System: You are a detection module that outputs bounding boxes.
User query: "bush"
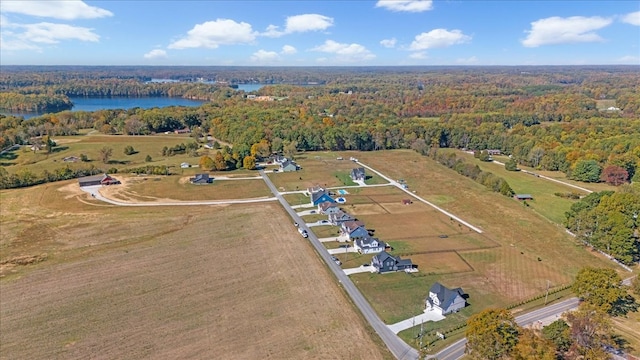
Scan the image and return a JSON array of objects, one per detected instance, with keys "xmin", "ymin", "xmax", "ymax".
[
  {"xmin": 145, "ymin": 154, "xmax": 152, "ymax": 162},
  {"xmin": 124, "ymin": 145, "xmax": 136, "ymax": 155}
]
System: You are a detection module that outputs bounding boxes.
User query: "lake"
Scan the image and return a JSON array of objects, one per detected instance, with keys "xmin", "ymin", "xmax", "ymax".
[
  {"xmin": 236, "ymin": 84, "xmax": 266, "ymax": 92},
  {"xmin": 1, "ymin": 97, "xmax": 207, "ymax": 119}
]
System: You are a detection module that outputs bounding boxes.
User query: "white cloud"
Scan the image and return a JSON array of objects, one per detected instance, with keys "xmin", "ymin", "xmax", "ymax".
[
  {"xmin": 621, "ymin": 11, "xmax": 640, "ymax": 26},
  {"xmin": 144, "ymin": 49, "xmax": 168, "ymax": 59},
  {"xmin": 263, "ymin": 14, "xmax": 333, "ymax": 37},
  {"xmin": 251, "ymin": 49, "xmax": 280, "ymax": 62},
  {"xmin": 169, "ymin": 19, "xmax": 257, "ymax": 49},
  {"xmin": 0, "ymin": 35, "xmax": 40, "ymax": 51},
  {"xmin": 380, "ymin": 38, "xmax": 397, "ymax": 48},
  {"xmin": 311, "ymin": 40, "xmax": 375, "ymax": 62},
  {"xmin": 522, "ymin": 16, "xmax": 612, "ymax": 47},
  {"xmin": 409, "ymin": 51, "xmax": 428, "ymax": 59},
  {"xmin": 0, "ymin": 0, "xmax": 112, "ymax": 20},
  {"xmin": 375, "ymin": 0, "xmax": 433, "ymax": 12},
  {"xmin": 281, "ymin": 45, "xmax": 297, "ymax": 54},
  {"xmin": 617, "ymin": 55, "xmax": 640, "ymax": 64},
  {"xmin": 14, "ymin": 22, "xmax": 99, "ymax": 44},
  {"xmin": 456, "ymin": 56, "xmax": 478, "ymax": 64},
  {"xmin": 409, "ymin": 29, "xmax": 471, "ymax": 50}
]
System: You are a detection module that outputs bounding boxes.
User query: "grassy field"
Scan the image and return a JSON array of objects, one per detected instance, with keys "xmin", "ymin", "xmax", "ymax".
[
  {"xmin": 100, "ymin": 174, "xmax": 272, "ymax": 202},
  {"xmin": 0, "ymin": 181, "xmax": 391, "ymax": 359},
  {"xmin": 335, "ymin": 150, "xmax": 620, "ymax": 325}
]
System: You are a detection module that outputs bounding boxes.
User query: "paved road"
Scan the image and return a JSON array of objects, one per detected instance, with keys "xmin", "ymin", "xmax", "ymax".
[
  {"xmin": 260, "ymin": 170, "xmax": 419, "ymax": 360},
  {"xmin": 432, "ymin": 297, "xmax": 581, "ymax": 360}
]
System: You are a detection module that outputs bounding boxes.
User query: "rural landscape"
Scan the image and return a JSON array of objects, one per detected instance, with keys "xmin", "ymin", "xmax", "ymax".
[{"xmin": 1, "ymin": 64, "xmax": 639, "ymax": 360}]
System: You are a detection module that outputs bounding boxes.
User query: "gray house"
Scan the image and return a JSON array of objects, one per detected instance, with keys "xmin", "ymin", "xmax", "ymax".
[
  {"xmin": 190, "ymin": 174, "xmax": 213, "ymax": 184},
  {"xmin": 311, "ymin": 191, "xmax": 335, "ymax": 206},
  {"xmin": 354, "ymin": 235, "xmax": 386, "ymax": 254},
  {"xmin": 340, "ymin": 221, "xmax": 368, "ymax": 241},
  {"xmin": 328, "ymin": 210, "xmax": 353, "ymax": 225},
  {"xmin": 280, "ymin": 160, "xmax": 298, "ymax": 172},
  {"xmin": 319, "ymin": 201, "xmax": 341, "ymax": 214},
  {"xmin": 351, "ymin": 167, "xmax": 366, "ymax": 181},
  {"xmin": 425, "ymin": 282, "xmax": 467, "ymax": 315},
  {"xmin": 371, "ymin": 252, "xmax": 414, "ymax": 274}
]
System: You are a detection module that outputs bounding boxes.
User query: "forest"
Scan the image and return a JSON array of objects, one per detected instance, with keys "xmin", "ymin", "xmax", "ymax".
[{"xmin": 2, "ymin": 66, "xmax": 638, "ymax": 263}]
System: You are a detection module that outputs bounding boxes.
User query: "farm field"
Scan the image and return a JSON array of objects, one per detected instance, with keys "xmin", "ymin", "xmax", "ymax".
[
  {"xmin": 99, "ymin": 174, "xmax": 272, "ymax": 202},
  {"xmin": 328, "ymin": 150, "xmax": 619, "ymax": 324},
  {"xmin": 0, "ymin": 181, "xmax": 390, "ymax": 359},
  {"xmin": 0, "ymin": 133, "xmax": 213, "ymax": 175}
]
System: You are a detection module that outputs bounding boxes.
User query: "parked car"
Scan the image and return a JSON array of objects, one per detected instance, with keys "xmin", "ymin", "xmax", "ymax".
[
  {"xmin": 320, "ymin": 220, "xmax": 329, "ymax": 224},
  {"xmin": 362, "ymin": 263, "xmax": 370, "ymax": 267},
  {"xmin": 272, "ymin": 169, "xmax": 278, "ymax": 172},
  {"xmin": 331, "ymin": 256, "xmax": 342, "ymax": 266},
  {"xmin": 294, "ymin": 222, "xmax": 299, "ymax": 227},
  {"xmin": 439, "ymin": 234, "xmax": 449, "ymax": 238}
]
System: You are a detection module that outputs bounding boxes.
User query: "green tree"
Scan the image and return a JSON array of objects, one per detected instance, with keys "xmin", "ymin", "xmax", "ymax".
[
  {"xmin": 283, "ymin": 140, "xmax": 298, "ymax": 159},
  {"xmin": 542, "ymin": 319, "xmax": 572, "ymax": 353},
  {"xmin": 572, "ymin": 160, "xmax": 602, "ymax": 183},
  {"xmin": 505, "ymin": 158, "xmax": 518, "ymax": 171},
  {"xmin": 632, "ymin": 276, "xmax": 640, "ymax": 297},
  {"xmin": 124, "ymin": 145, "xmax": 136, "ymax": 155},
  {"xmin": 99, "ymin": 146, "xmax": 113, "ymax": 164},
  {"xmin": 477, "ymin": 150, "xmax": 491, "ymax": 162},
  {"xmin": 198, "ymin": 155, "xmax": 214, "ymax": 171},
  {"xmin": 80, "ymin": 153, "xmax": 89, "ymax": 162},
  {"xmin": 572, "ymin": 267, "xmax": 628, "ymax": 315},
  {"xmin": 243, "ymin": 155, "xmax": 256, "ymax": 170},
  {"xmin": 145, "ymin": 154, "xmax": 152, "ymax": 162},
  {"xmin": 465, "ymin": 308, "xmax": 520, "ymax": 360}
]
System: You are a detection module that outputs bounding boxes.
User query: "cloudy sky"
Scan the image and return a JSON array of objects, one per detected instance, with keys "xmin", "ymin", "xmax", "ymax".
[{"xmin": 1, "ymin": 0, "xmax": 638, "ymax": 66}]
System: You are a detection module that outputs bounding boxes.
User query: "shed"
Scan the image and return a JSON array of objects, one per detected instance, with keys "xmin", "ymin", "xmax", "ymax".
[
  {"xmin": 514, "ymin": 194, "xmax": 533, "ymax": 201},
  {"xmin": 78, "ymin": 174, "xmax": 120, "ymax": 187},
  {"xmin": 190, "ymin": 174, "xmax": 213, "ymax": 184}
]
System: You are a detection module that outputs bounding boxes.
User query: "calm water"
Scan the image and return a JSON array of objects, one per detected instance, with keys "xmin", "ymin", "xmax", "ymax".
[
  {"xmin": 2, "ymin": 97, "xmax": 206, "ymax": 119},
  {"xmin": 236, "ymin": 84, "xmax": 266, "ymax": 92}
]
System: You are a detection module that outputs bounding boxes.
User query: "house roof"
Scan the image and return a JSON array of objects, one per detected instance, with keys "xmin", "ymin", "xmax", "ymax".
[
  {"xmin": 351, "ymin": 167, "xmax": 365, "ymax": 178},
  {"xmin": 281, "ymin": 160, "xmax": 296, "ymax": 168},
  {"xmin": 319, "ymin": 201, "xmax": 339, "ymax": 210},
  {"xmin": 355, "ymin": 236, "xmax": 384, "ymax": 248},
  {"xmin": 428, "ymin": 282, "xmax": 465, "ymax": 309},
  {"xmin": 342, "ymin": 220, "xmax": 366, "ymax": 233},
  {"xmin": 329, "ymin": 211, "xmax": 353, "ymax": 221},
  {"xmin": 78, "ymin": 173, "xmax": 111, "ymax": 183},
  {"xmin": 374, "ymin": 251, "xmax": 394, "ymax": 263},
  {"xmin": 311, "ymin": 191, "xmax": 333, "ymax": 203},
  {"xmin": 514, "ymin": 194, "xmax": 533, "ymax": 199}
]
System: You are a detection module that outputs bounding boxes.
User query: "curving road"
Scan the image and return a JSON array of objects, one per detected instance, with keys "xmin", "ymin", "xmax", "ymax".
[{"xmin": 260, "ymin": 170, "xmax": 419, "ymax": 360}]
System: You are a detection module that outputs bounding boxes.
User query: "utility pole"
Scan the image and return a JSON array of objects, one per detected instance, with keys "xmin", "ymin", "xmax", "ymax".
[{"xmin": 544, "ymin": 280, "xmax": 551, "ymax": 305}]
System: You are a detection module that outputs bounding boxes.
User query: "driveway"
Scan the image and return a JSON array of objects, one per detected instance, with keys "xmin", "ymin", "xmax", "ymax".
[
  {"xmin": 344, "ymin": 265, "xmax": 377, "ymax": 275},
  {"xmin": 388, "ymin": 309, "xmax": 446, "ymax": 334},
  {"xmin": 318, "ymin": 237, "xmax": 338, "ymax": 243},
  {"xmin": 328, "ymin": 247, "xmax": 357, "ymax": 254},
  {"xmin": 306, "ymin": 221, "xmax": 331, "ymax": 227},
  {"xmin": 297, "ymin": 209, "xmax": 318, "ymax": 216}
]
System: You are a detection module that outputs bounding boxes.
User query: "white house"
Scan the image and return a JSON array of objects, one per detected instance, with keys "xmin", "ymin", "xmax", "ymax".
[
  {"xmin": 354, "ymin": 236, "xmax": 386, "ymax": 254},
  {"xmin": 425, "ymin": 282, "xmax": 466, "ymax": 315}
]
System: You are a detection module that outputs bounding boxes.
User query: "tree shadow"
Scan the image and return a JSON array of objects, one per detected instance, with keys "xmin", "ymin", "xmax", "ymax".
[
  {"xmin": 107, "ymin": 160, "xmax": 131, "ymax": 165},
  {"xmin": 0, "ymin": 151, "xmax": 18, "ymax": 161},
  {"xmin": 51, "ymin": 146, "xmax": 69, "ymax": 153},
  {"xmin": 610, "ymin": 295, "xmax": 639, "ymax": 317}
]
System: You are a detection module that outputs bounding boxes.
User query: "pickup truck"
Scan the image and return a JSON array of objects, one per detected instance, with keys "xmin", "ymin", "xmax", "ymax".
[{"xmin": 298, "ymin": 228, "xmax": 308, "ymax": 238}]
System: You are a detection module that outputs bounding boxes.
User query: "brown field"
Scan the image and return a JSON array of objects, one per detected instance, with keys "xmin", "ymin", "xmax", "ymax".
[
  {"xmin": 0, "ymin": 182, "xmax": 390, "ymax": 359},
  {"xmin": 409, "ymin": 252, "xmax": 473, "ymax": 275},
  {"xmin": 97, "ymin": 174, "xmax": 272, "ymax": 202}
]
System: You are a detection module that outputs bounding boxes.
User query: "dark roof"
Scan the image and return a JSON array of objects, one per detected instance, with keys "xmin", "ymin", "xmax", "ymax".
[
  {"xmin": 351, "ymin": 167, "xmax": 365, "ymax": 178},
  {"xmin": 319, "ymin": 201, "xmax": 339, "ymax": 210},
  {"xmin": 356, "ymin": 236, "xmax": 384, "ymax": 248},
  {"xmin": 311, "ymin": 191, "xmax": 333, "ymax": 203},
  {"xmin": 429, "ymin": 282, "xmax": 465, "ymax": 309},
  {"xmin": 281, "ymin": 160, "xmax": 296, "ymax": 168},
  {"xmin": 78, "ymin": 174, "xmax": 108, "ymax": 183},
  {"xmin": 514, "ymin": 194, "xmax": 533, "ymax": 199}
]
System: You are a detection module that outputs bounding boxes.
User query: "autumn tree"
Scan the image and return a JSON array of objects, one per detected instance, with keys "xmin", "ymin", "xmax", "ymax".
[
  {"xmin": 572, "ymin": 267, "xmax": 629, "ymax": 315},
  {"xmin": 199, "ymin": 155, "xmax": 214, "ymax": 171},
  {"xmin": 565, "ymin": 304, "xmax": 613, "ymax": 359},
  {"xmin": 600, "ymin": 165, "xmax": 629, "ymax": 186},
  {"xmin": 243, "ymin": 155, "xmax": 256, "ymax": 170},
  {"xmin": 213, "ymin": 151, "xmax": 226, "ymax": 171},
  {"xmin": 99, "ymin": 146, "xmax": 113, "ymax": 164},
  {"xmin": 250, "ymin": 139, "xmax": 271, "ymax": 160},
  {"xmin": 511, "ymin": 328, "xmax": 556, "ymax": 360},
  {"xmin": 465, "ymin": 308, "xmax": 519, "ymax": 360}
]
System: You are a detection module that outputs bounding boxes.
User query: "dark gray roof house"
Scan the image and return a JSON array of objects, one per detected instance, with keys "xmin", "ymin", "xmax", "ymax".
[
  {"xmin": 371, "ymin": 252, "xmax": 414, "ymax": 274},
  {"xmin": 319, "ymin": 201, "xmax": 341, "ymax": 214},
  {"xmin": 340, "ymin": 220, "xmax": 368, "ymax": 240},
  {"xmin": 354, "ymin": 235, "xmax": 386, "ymax": 254},
  {"xmin": 328, "ymin": 210, "xmax": 354, "ymax": 225},
  {"xmin": 351, "ymin": 167, "xmax": 366, "ymax": 181},
  {"xmin": 190, "ymin": 173, "xmax": 212, "ymax": 184},
  {"xmin": 280, "ymin": 160, "xmax": 298, "ymax": 172},
  {"xmin": 425, "ymin": 282, "xmax": 466, "ymax": 315},
  {"xmin": 514, "ymin": 194, "xmax": 533, "ymax": 201}
]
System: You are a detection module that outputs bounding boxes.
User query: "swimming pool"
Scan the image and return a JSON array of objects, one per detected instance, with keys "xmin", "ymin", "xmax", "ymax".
[{"xmin": 337, "ymin": 189, "xmax": 349, "ymax": 195}]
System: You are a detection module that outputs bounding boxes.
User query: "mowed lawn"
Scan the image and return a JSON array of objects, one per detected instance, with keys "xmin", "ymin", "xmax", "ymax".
[
  {"xmin": 338, "ymin": 150, "xmax": 617, "ymax": 324},
  {"xmin": 267, "ymin": 152, "xmax": 387, "ymax": 192},
  {"xmin": 0, "ymin": 182, "xmax": 391, "ymax": 359},
  {"xmin": 1, "ymin": 133, "xmax": 229, "ymax": 175}
]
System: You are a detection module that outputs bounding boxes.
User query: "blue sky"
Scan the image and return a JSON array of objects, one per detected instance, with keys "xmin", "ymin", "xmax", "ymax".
[{"xmin": 1, "ymin": 0, "xmax": 638, "ymax": 66}]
